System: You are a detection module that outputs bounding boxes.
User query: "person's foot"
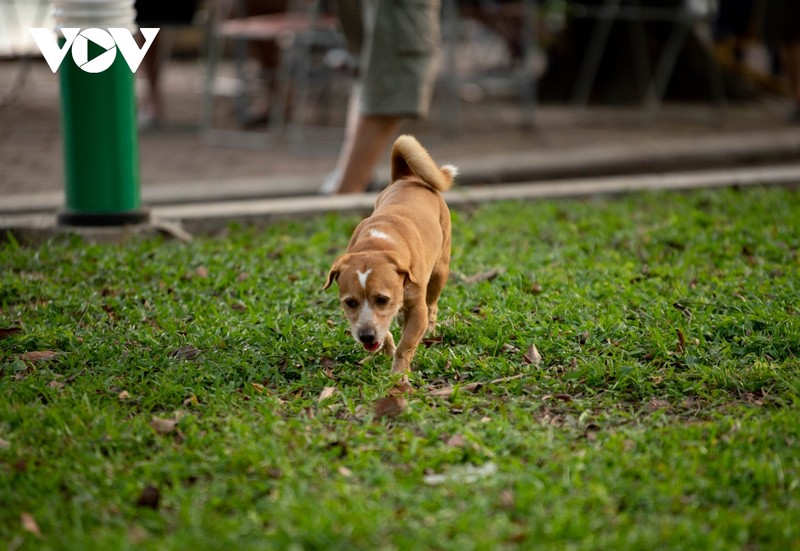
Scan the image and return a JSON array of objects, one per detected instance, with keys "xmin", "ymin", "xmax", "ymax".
[
  {"xmin": 318, "ymin": 168, "xmax": 341, "ymax": 195},
  {"xmin": 137, "ymin": 100, "xmax": 163, "ymax": 130},
  {"xmin": 319, "ymin": 168, "xmax": 384, "ymax": 195}
]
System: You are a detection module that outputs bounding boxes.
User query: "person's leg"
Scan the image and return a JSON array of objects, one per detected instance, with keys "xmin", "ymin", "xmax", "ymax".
[
  {"xmin": 322, "ymin": 0, "xmax": 439, "ymax": 194},
  {"xmin": 136, "ymin": 32, "xmax": 164, "ymax": 127},
  {"xmin": 332, "ymin": 114, "xmax": 403, "ymax": 194}
]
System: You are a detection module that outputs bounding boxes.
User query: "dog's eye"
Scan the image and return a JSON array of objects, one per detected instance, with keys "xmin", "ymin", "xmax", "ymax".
[
  {"xmin": 374, "ymin": 295, "xmax": 390, "ymax": 307},
  {"xmin": 343, "ymin": 298, "xmax": 359, "ymax": 309}
]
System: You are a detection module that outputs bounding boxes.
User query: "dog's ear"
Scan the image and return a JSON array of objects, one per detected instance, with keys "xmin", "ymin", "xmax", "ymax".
[
  {"xmin": 384, "ymin": 252, "xmax": 417, "ymax": 285},
  {"xmin": 323, "ymin": 255, "xmax": 347, "ymax": 290}
]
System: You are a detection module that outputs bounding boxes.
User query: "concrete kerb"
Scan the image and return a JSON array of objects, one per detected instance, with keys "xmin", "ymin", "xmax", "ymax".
[
  {"xmin": 5, "ymin": 128, "xmax": 800, "ymax": 217},
  {"xmin": 160, "ymin": 163, "xmax": 800, "ymax": 235},
  {"xmin": 3, "ymin": 163, "xmax": 797, "ymax": 244}
]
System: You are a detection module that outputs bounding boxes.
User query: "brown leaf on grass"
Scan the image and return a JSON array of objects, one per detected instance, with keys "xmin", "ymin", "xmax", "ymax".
[
  {"xmin": 231, "ymin": 301, "xmax": 247, "ymax": 312},
  {"xmin": 459, "ymin": 269, "xmax": 502, "ymax": 285},
  {"xmin": 444, "ymin": 433, "xmax": 466, "ymax": 448},
  {"xmin": 523, "ymin": 343, "xmax": 542, "ymax": 366},
  {"xmin": 498, "ymin": 488, "xmax": 515, "ymax": 509},
  {"xmin": 21, "ymin": 512, "xmax": 42, "ymax": 538},
  {"xmin": 672, "ymin": 302, "xmax": 692, "ymax": 318},
  {"xmin": 118, "ymin": 390, "xmax": 132, "ymax": 401},
  {"xmin": 0, "ymin": 326, "xmax": 22, "ymax": 339},
  {"xmin": 318, "ymin": 386, "xmax": 337, "ymax": 403},
  {"xmin": 427, "ymin": 373, "xmax": 526, "ymax": 398},
  {"xmin": 195, "ymin": 266, "xmax": 209, "ymax": 278},
  {"xmin": 676, "ymin": 329, "xmax": 686, "ymax": 354},
  {"xmin": 374, "ymin": 396, "xmax": 408, "ymax": 418},
  {"xmin": 20, "ymin": 350, "xmax": 59, "ymax": 362},
  {"xmin": 422, "ymin": 335, "xmax": 444, "ymax": 347},
  {"xmin": 646, "ymin": 398, "xmax": 670, "ymax": 412},
  {"xmin": 428, "ymin": 382, "xmax": 481, "ymax": 398},
  {"xmin": 136, "ymin": 485, "xmax": 161, "ymax": 509},
  {"xmin": 169, "ymin": 345, "xmax": 201, "ymax": 360},
  {"xmin": 150, "ymin": 417, "xmax": 178, "ymax": 434},
  {"xmin": 321, "ymin": 357, "xmax": 337, "ymax": 380}
]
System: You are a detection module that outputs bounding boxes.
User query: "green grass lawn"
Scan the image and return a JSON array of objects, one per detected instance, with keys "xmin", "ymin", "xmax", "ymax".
[{"xmin": 1, "ymin": 186, "xmax": 799, "ymax": 550}]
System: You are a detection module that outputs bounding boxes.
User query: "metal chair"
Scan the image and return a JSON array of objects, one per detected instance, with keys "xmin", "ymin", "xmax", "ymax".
[
  {"xmin": 569, "ymin": 0, "xmax": 725, "ymax": 116},
  {"xmin": 439, "ymin": 0, "xmax": 540, "ymax": 134},
  {"xmin": 202, "ymin": 0, "xmax": 348, "ymax": 148}
]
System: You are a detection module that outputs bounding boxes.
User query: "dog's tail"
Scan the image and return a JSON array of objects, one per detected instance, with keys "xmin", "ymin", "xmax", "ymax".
[{"xmin": 391, "ymin": 134, "xmax": 457, "ymax": 192}]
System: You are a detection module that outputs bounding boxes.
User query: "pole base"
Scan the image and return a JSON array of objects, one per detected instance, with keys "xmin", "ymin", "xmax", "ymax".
[{"xmin": 57, "ymin": 209, "xmax": 150, "ymax": 227}]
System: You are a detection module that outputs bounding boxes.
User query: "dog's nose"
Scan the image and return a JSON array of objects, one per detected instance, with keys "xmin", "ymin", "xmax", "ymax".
[{"xmin": 359, "ymin": 331, "xmax": 376, "ymax": 345}]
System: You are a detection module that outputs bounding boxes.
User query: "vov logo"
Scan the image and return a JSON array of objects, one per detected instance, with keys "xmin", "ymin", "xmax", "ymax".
[{"xmin": 29, "ymin": 27, "xmax": 159, "ymax": 74}]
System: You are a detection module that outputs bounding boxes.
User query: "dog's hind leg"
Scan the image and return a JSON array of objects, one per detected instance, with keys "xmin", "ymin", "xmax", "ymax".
[{"xmin": 425, "ymin": 258, "xmax": 449, "ymax": 333}]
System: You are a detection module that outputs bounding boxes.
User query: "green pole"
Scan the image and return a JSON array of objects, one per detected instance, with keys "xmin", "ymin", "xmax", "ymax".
[{"xmin": 55, "ymin": 10, "xmax": 149, "ymax": 226}]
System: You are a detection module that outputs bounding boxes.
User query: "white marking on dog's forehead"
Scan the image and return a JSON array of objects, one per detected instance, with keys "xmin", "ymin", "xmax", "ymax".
[
  {"xmin": 369, "ymin": 229, "xmax": 393, "ymax": 242},
  {"xmin": 357, "ymin": 269, "xmax": 372, "ymax": 290}
]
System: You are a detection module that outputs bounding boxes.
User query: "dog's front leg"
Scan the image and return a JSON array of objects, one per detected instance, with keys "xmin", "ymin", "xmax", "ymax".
[
  {"xmin": 391, "ymin": 301, "xmax": 428, "ymax": 379},
  {"xmin": 382, "ymin": 331, "xmax": 396, "ymax": 356}
]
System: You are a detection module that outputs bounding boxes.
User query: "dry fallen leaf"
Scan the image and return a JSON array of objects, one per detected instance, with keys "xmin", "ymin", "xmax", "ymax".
[
  {"xmin": 136, "ymin": 485, "xmax": 161, "ymax": 509},
  {"xmin": 523, "ymin": 343, "xmax": 542, "ymax": 366},
  {"xmin": 672, "ymin": 302, "xmax": 692, "ymax": 318},
  {"xmin": 150, "ymin": 417, "xmax": 178, "ymax": 434},
  {"xmin": 444, "ymin": 433, "xmax": 466, "ymax": 448},
  {"xmin": 318, "ymin": 386, "xmax": 337, "ymax": 403},
  {"xmin": 646, "ymin": 398, "xmax": 670, "ymax": 412},
  {"xmin": 374, "ymin": 396, "xmax": 408, "ymax": 418},
  {"xmin": 337, "ymin": 466, "xmax": 353, "ymax": 477},
  {"xmin": 169, "ymin": 345, "xmax": 201, "ymax": 360},
  {"xmin": 195, "ymin": 266, "xmax": 209, "ymax": 278},
  {"xmin": 427, "ymin": 374, "xmax": 526, "ymax": 398},
  {"xmin": 0, "ymin": 326, "xmax": 22, "ymax": 340},
  {"xmin": 459, "ymin": 269, "xmax": 502, "ymax": 285},
  {"xmin": 21, "ymin": 512, "xmax": 42, "ymax": 538},
  {"xmin": 20, "ymin": 350, "xmax": 59, "ymax": 362},
  {"xmin": 499, "ymin": 488, "xmax": 515, "ymax": 509},
  {"xmin": 321, "ymin": 357, "xmax": 337, "ymax": 380},
  {"xmin": 118, "ymin": 390, "xmax": 131, "ymax": 401},
  {"xmin": 676, "ymin": 328, "xmax": 686, "ymax": 354}
]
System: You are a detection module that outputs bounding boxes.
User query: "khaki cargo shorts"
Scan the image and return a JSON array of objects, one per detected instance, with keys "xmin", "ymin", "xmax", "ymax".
[{"xmin": 337, "ymin": 0, "xmax": 441, "ymax": 117}]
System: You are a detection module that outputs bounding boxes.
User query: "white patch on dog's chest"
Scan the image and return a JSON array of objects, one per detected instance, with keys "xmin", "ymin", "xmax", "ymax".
[
  {"xmin": 369, "ymin": 229, "xmax": 393, "ymax": 243},
  {"xmin": 357, "ymin": 269, "xmax": 373, "ymax": 290}
]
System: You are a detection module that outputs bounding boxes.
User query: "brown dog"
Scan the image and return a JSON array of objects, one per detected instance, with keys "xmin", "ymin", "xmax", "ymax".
[{"xmin": 324, "ymin": 135, "xmax": 456, "ymax": 386}]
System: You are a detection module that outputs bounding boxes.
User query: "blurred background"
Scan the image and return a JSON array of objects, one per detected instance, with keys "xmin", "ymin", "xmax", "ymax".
[{"xmin": 1, "ymin": 0, "xmax": 797, "ymax": 202}]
